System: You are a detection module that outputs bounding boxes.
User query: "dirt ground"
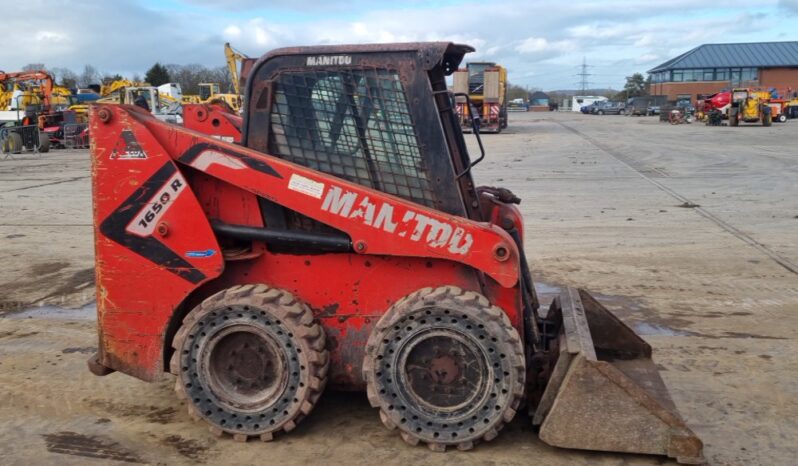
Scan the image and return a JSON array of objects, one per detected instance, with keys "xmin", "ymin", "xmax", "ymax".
[{"xmin": 1, "ymin": 112, "xmax": 796, "ymax": 465}]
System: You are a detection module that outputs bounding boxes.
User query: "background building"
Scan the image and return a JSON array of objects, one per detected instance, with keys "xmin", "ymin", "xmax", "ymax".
[
  {"xmin": 648, "ymin": 41, "xmax": 798, "ymax": 105},
  {"xmin": 528, "ymin": 91, "xmax": 550, "ymax": 111}
]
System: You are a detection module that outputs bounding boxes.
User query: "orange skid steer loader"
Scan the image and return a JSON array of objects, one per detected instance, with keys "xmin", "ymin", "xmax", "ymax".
[{"xmin": 88, "ymin": 42, "xmax": 703, "ymax": 463}]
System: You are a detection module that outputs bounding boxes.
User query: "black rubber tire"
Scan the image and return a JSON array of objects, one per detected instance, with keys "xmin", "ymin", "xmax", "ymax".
[
  {"xmin": 598, "ymin": 110, "xmax": 604, "ymax": 115},
  {"xmin": 8, "ymin": 132, "xmax": 23, "ymax": 154},
  {"xmin": 170, "ymin": 284, "xmax": 328, "ymax": 442},
  {"xmin": 729, "ymin": 108, "xmax": 739, "ymax": 127},
  {"xmin": 363, "ymin": 286, "xmax": 525, "ymax": 452},
  {"xmin": 38, "ymin": 133, "xmax": 50, "ymax": 153},
  {"xmin": 777, "ymin": 114, "xmax": 787, "ymax": 123},
  {"xmin": 763, "ymin": 110, "xmax": 772, "ymax": 127}
]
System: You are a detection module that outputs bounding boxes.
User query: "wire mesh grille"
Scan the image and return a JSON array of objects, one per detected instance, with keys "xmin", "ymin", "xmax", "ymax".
[{"xmin": 268, "ymin": 67, "xmax": 436, "ymax": 207}]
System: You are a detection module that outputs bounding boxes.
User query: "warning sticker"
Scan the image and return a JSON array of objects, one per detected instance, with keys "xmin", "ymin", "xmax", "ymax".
[{"xmin": 288, "ymin": 174, "xmax": 325, "ymax": 199}]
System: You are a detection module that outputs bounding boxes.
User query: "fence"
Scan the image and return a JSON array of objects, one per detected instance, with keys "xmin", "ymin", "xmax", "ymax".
[
  {"xmin": 63, "ymin": 123, "xmax": 89, "ymax": 149},
  {"xmin": 1, "ymin": 125, "xmax": 44, "ymax": 159}
]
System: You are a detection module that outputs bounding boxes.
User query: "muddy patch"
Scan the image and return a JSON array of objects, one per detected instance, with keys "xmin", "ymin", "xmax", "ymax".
[
  {"xmin": 0, "ymin": 329, "xmax": 39, "ymax": 339},
  {"xmin": 34, "ymin": 267, "xmax": 95, "ymax": 303},
  {"xmin": 42, "ymin": 431, "xmax": 143, "ymax": 463},
  {"xmin": 0, "ymin": 301, "xmax": 27, "ymax": 313},
  {"xmin": 87, "ymin": 399, "xmax": 179, "ymax": 424},
  {"xmin": 31, "ymin": 261, "xmax": 71, "ymax": 276},
  {"xmin": 62, "ymin": 346, "xmax": 97, "ymax": 354},
  {"xmin": 634, "ymin": 322, "xmax": 693, "ymax": 337},
  {"xmin": 162, "ymin": 435, "xmax": 209, "ymax": 461}
]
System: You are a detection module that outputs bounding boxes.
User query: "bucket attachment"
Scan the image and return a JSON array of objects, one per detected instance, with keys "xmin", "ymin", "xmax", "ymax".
[{"xmin": 533, "ymin": 288, "xmax": 704, "ymax": 464}]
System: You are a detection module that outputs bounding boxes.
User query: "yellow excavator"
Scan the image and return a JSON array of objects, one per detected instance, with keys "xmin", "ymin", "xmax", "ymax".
[{"xmin": 181, "ymin": 42, "xmax": 247, "ymax": 112}]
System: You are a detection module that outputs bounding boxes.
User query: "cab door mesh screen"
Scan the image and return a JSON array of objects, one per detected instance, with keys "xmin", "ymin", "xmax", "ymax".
[{"xmin": 269, "ymin": 68, "xmax": 436, "ymax": 208}]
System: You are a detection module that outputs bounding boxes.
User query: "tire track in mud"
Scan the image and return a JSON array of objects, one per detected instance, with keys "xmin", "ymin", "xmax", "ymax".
[
  {"xmin": 0, "ymin": 175, "xmax": 89, "ymax": 193},
  {"xmin": 41, "ymin": 431, "xmax": 143, "ymax": 463},
  {"xmin": 555, "ymin": 121, "xmax": 798, "ymax": 276}
]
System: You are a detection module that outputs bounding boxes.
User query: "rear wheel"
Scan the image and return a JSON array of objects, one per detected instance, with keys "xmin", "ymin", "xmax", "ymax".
[
  {"xmin": 170, "ymin": 284, "xmax": 328, "ymax": 441},
  {"xmin": 777, "ymin": 114, "xmax": 787, "ymax": 123},
  {"xmin": 364, "ymin": 286, "xmax": 525, "ymax": 451},
  {"xmin": 729, "ymin": 108, "xmax": 739, "ymax": 126},
  {"xmin": 38, "ymin": 133, "xmax": 50, "ymax": 153},
  {"xmin": 7, "ymin": 132, "xmax": 23, "ymax": 154}
]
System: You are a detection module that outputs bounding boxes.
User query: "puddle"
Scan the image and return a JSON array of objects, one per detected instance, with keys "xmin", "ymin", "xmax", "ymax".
[
  {"xmin": 1, "ymin": 302, "xmax": 96, "ymax": 321},
  {"xmin": 534, "ymin": 281, "xmax": 562, "ymax": 298},
  {"xmin": 633, "ymin": 322, "xmax": 692, "ymax": 337},
  {"xmin": 532, "ymin": 278, "xmax": 694, "ymax": 336}
]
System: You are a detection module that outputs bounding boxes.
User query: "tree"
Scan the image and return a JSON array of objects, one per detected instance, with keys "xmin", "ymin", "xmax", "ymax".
[
  {"xmin": 506, "ymin": 83, "xmax": 531, "ymax": 101},
  {"xmin": 50, "ymin": 67, "xmax": 79, "ymax": 89},
  {"xmin": 22, "ymin": 63, "xmax": 47, "ymax": 72},
  {"xmin": 78, "ymin": 65, "xmax": 101, "ymax": 88},
  {"xmin": 625, "ymin": 73, "xmax": 647, "ymax": 97},
  {"xmin": 102, "ymin": 74, "xmax": 124, "ymax": 84},
  {"xmin": 145, "ymin": 63, "xmax": 171, "ymax": 86},
  {"xmin": 611, "ymin": 73, "xmax": 648, "ymax": 101}
]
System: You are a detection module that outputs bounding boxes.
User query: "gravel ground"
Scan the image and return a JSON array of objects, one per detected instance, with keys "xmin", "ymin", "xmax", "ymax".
[{"xmin": 0, "ymin": 111, "xmax": 796, "ymax": 465}]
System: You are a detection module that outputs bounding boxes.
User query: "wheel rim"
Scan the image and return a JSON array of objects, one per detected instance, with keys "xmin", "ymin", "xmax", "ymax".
[
  {"xmin": 398, "ymin": 329, "xmax": 487, "ymax": 413},
  {"xmin": 203, "ymin": 325, "xmax": 287, "ymax": 411}
]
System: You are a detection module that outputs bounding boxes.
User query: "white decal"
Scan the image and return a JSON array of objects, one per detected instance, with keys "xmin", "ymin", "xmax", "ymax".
[
  {"xmin": 211, "ymin": 135, "xmax": 236, "ymax": 143},
  {"xmin": 320, "ymin": 186, "xmax": 474, "ymax": 255},
  {"xmin": 288, "ymin": 174, "xmax": 325, "ymax": 199},
  {"xmin": 191, "ymin": 150, "xmax": 246, "ymax": 171},
  {"xmin": 306, "ymin": 55, "xmax": 352, "ymax": 66},
  {"xmin": 126, "ymin": 172, "xmax": 186, "ymax": 236}
]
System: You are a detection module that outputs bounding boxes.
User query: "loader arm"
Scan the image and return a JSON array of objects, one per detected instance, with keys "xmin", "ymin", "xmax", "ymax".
[{"xmin": 93, "ymin": 105, "xmax": 520, "ymax": 288}]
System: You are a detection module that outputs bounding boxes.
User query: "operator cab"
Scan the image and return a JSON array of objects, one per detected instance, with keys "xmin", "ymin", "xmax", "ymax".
[{"xmin": 242, "ymin": 43, "xmax": 484, "ymax": 224}]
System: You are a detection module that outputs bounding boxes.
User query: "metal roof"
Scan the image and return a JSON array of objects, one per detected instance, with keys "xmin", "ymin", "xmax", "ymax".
[{"xmin": 648, "ymin": 41, "xmax": 798, "ymax": 72}]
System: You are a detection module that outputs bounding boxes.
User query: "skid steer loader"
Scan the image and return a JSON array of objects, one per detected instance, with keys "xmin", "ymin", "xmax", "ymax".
[{"xmin": 88, "ymin": 42, "xmax": 703, "ymax": 463}]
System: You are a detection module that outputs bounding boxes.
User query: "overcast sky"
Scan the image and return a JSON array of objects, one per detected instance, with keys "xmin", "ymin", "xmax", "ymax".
[{"xmin": 6, "ymin": 0, "xmax": 798, "ymax": 90}]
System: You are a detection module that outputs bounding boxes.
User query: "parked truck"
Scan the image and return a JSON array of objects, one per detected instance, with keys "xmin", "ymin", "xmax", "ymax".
[{"xmin": 453, "ymin": 62, "xmax": 508, "ymax": 133}]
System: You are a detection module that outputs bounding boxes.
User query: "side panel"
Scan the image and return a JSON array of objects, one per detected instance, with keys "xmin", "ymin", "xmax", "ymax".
[
  {"xmin": 92, "ymin": 110, "xmax": 223, "ymax": 380},
  {"xmin": 484, "ymin": 70, "xmax": 500, "ymax": 103}
]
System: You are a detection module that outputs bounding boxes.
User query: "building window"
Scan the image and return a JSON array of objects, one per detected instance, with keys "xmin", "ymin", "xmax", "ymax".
[
  {"xmin": 741, "ymin": 68, "xmax": 758, "ymax": 82},
  {"xmin": 672, "ymin": 70, "xmax": 683, "ymax": 82},
  {"xmin": 716, "ymin": 68, "xmax": 729, "ymax": 81},
  {"xmin": 703, "ymin": 69, "xmax": 715, "ymax": 81},
  {"xmin": 730, "ymin": 68, "xmax": 741, "ymax": 84}
]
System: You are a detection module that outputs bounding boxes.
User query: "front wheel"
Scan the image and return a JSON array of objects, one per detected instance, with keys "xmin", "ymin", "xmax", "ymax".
[
  {"xmin": 364, "ymin": 286, "xmax": 525, "ymax": 451},
  {"xmin": 777, "ymin": 114, "xmax": 787, "ymax": 123},
  {"xmin": 38, "ymin": 133, "xmax": 50, "ymax": 153},
  {"xmin": 170, "ymin": 284, "xmax": 329, "ymax": 441},
  {"xmin": 762, "ymin": 110, "xmax": 772, "ymax": 127}
]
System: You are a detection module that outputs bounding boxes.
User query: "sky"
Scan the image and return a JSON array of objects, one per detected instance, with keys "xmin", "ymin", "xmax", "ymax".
[{"xmin": 5, "ymin": 0, "xmax": 798, "ymax": 91}]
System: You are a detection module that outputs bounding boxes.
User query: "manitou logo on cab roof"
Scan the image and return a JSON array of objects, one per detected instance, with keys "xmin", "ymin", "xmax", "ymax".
[
  {"xmin": 306, "ymin": 55, "xmax": 352, "ymax": 66},
  {"xmin": 320, "ymin": 185, "xmax": 473, "ymax": 255}
]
